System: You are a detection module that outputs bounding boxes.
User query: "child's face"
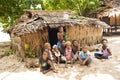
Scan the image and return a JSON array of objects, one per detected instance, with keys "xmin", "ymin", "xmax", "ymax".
[
  {"xmin": 73, "ymin": 41, "xmax": 78, "ymax": 46},
  {"xmin": 103, "ymin": 40, "xmax": 108, "ymax": 46},
  {"xmin": 59, "ymin": 27, "xmax": 64, "ymax": 32},
  {"xmin": 62, "ymin": 41, "xmax": 66, "ymax": 47},
  {"xmin": 82, "ymin": 46, "xmax": 88, "ymax": 52},
  {"xmin": 43, "ymin": 52, "xmax": 48, "ymax": 59},
  {"xmin": 54, "ymin": 47, "xmax": 58, "ymax": 51},
  {"xmin": 47, "ymin": 44, "xmax": 51, "ymax": 50},
  {"xmin": 66, "ymin": 45, "xmax": 71, "ymax": 49}
]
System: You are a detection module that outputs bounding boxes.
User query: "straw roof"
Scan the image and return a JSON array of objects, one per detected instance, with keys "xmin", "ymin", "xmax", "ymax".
[
  {"xmin": 97, "ymin": 7, "xmax": 120, "ymax": 18},
  {"xmin": 8, "ymin": 10, "xmax": 110, "ymax": 36}
]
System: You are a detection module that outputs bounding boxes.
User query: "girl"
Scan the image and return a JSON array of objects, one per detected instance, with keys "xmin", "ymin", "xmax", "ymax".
[
  {"xmin": 44, "ymin": 42, "xmax": 54, "ymax": 61},
  {"xmin": 64, "ymin": 41, "xmax": 74, "ymax": 67},
  {"xmin": 39, "ymin": 51, "xmax": 58, "ymax": 74},
  {"xmin": 94, "ymin": 39, "xmax": 112, "ymax": 61},
  {"xmin": 52, "ymin": 45, "xmax": 61, "ymax": 64}
]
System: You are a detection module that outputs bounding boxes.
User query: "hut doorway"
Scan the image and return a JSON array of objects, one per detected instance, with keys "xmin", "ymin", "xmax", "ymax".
[{"xmin": 48, "ymin": 27, "xmax": 58, "ymax": 46}]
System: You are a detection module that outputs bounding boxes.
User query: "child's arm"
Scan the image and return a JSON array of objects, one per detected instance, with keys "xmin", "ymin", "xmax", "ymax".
[
  {"xmin": 107, "ymin": 48, "xmax": 112, "ymax": 55},
  {"xmin": 39, "ymin": 64, "xmax": 43, "ymax": 72},
  {"xmin": 78, "ymin": 53, "xmax": 83, "ymax": 63},
  {"xmin": 83, "ymin": 55, "xmax": 90, "ymax": 64}
]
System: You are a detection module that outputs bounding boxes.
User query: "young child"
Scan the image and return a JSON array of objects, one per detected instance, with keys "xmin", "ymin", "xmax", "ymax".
[
  {"xmin": 72, "ymin": 40, "xmax": 80, "ymax": 60},
  {"xmin": 59, "ymin": 40, "xmax": 67, "ymax": 63},
  {"xmin": 64, "ymin": 41, "xmax": 74, "ymax": 67},
  {"xmin": 94, "ymin": 39, "xmax": 112, "ymax": 61},
  {"xmin": 78, "ymin": 45, "xmax": 92, "ymax": 66},
  {"xmin": 39, "ymin": 51, "xmax": 58, "ymax": 74},
  {"xmin": 52, "ymin": 45, "xmax": 61, "ymax": 64},
  {"xmin": 44, "ymin": 42, "xmax": 54, "ymax": 61},
  {"xmin": 57, "ymin": 27, "xmax": 65, "ymax": 47}
]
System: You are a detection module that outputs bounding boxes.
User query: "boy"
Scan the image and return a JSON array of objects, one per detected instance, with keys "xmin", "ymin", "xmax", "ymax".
[
  {"xmin": 78, "ymin": 45, "xmax": 92, "ymax": 66},
  {"xmin": 57, "ymin": 27, "xmax": 65, "ymax": 47},
  {"xmin": 39, "ymin": 51, "xmax": 58, "ymax": 74}
]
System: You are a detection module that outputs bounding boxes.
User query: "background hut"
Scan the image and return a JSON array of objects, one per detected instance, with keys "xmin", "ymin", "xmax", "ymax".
[{"xmin": 7, "ymin": 10, "xmax": 109, "ymax": 58}]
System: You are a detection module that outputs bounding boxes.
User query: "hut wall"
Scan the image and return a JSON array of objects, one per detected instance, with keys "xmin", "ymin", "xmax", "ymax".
[
  {"xmin": 65, "ymin": 25, "xmax": 103, "ymax": 46},
  {"xmin": 20, "ymin": 28, "xmax": 48, "ymax": 57},
  {"xmin": 110, "ymin": 14, "xmax": 120, "ymax": 26}
]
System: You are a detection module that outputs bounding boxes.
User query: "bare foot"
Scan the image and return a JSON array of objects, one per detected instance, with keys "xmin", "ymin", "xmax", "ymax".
[
  {"xmin": 53, "ymin": 69, "xmax": 58, "ymax": 73},
  {"xmin": 101, "ymin": 59, "xmax": 106, "ymax": 62}
]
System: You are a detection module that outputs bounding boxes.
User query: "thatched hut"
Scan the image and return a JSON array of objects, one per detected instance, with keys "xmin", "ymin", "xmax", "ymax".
[
  {"xmin": 7, "ymin": 10, "xmax": 109, "ymax": 58},
  {"xmin": 99, "ymin": 8, "xmax": 120, "ymax": 26}
]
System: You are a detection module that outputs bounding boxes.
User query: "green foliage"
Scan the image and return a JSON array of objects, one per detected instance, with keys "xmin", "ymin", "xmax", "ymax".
[
  {"xmin": 44, "ymin": 0, "xmax": 101, "ymax": 15},
  {"xmin": 0, "ymin": 0, "xmax": 44, "ymax": 28},
  {"xmin": 24, "ymin": 44, "xmax": 35, "ymax": 57},
  {"xmin": 5, "ymin": 48, "xmax": 14, "ymax": 55},
  {"xmin": 0, "ymin": 0, "xmax": 101, "ymax": 28}
]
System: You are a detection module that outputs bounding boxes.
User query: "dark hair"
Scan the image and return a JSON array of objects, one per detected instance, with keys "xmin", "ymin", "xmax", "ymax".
[
  {"xmin": 72, "ymin": 40, "xmax": 77, "ymax": 44},
  {"xmin": 61, "ymin": 39, "xmax": 66, "ymax": 42},
  {"xmin": 101, "ymin": 39, "xmax": 108, "ymax": 43},
  {"xmin": 58, "ymin": 26, "xmax": 63, "ymax": 31}
]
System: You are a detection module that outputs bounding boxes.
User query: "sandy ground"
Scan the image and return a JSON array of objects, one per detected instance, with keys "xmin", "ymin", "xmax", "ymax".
[{"xmin": 0, "ymin": 36, "xmax": 120, "ymax": 80}]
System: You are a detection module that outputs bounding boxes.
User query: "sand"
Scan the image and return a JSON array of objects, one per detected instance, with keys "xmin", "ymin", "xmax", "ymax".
[{"xmin": 0, "ymin": 36, "xmax": 120, "ymax": 80}]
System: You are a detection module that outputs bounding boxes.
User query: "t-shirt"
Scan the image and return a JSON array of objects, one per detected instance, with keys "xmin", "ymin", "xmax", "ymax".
[
  {"xmin": 39, "ymin": 57, "xmax": 50, "ymax": 71},
  {"xmin": 79, "ymin": 50, "xmax": 90, "ymax": 58},
  {"xmin": 72, "ymin": 46, "xmax": 78, "ymax": 54},
  {"xmin": 59, "ymin": 46, "xmax": 65, "ymax": 55},
  {"xmin": 65, "ymin": 47, "xmax": 72, "ymax": 60},
  {"xmin": 102, "ymin": 46, "xmax": 110, "ymax": 55}
]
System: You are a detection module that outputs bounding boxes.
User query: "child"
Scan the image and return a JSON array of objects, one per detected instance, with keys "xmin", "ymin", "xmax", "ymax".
[
  {"xmin": 57, "ymin": 27, "xmax": 65, "ymax": 47},
  {"xmin": 59, "ymin": 40, "xmax": 67, "ymax": 63},
  {"xmin": 52, "ymin": 45, "xmax": 61, "ymax": 64},
  {"xmin": 39, "ymin": 51, "xmax": 58, "ymax": 74},
  {"xmin": 94, "ymin": 39, "xmax": 112, "ymax": 61},
  {"xmin": 44, "ymin": 42, "xmax": 54, "ymax": 61},
  {"xmin": 78, "ymin": 45, "xmax": 92, "ymax": 66},
  {"xmin": 72, "ymin": 40, "xmax": 80, "ymax": 60},
  {"xmin": 64, "ymin": 41, "xmax": 74, "ymax": 67}
]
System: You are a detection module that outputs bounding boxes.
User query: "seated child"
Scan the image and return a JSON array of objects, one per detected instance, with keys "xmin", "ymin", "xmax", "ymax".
[
  {"xmin": 39, "ymin": 51, "xmax": 58, "ymax": 74},
  {"xmin": 72, "ymin": 40, "xmax": 80, "ymax": 60},
  {"xmin": 52, "ymin": 45, "xmax": 61, "ymax": 64},
  {"xmin": 94, "ymin": 39, "xmax": 112, "ymax": 61},
  {"xmin": 64, "ymin": 41, "xmax": 74, "ymax": 67},
  {"xmin": 44, "ymin": 42, "xmax": 54, "ymax": 61},
  {"xmin": 78, "ymin": 45, "xmax": 92, "ymax": 66}
]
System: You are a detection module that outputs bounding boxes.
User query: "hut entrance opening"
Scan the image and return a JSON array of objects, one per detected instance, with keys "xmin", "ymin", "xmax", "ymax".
[{"xmin": 48, "ymin": 27, "xmax": 58, "ymax": 46}]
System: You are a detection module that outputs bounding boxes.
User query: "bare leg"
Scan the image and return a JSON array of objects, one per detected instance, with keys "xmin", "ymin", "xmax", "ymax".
[
  {"xmin": 48, "ymin": 60, "xmax": 58, "ymax": 73},
  {"xmin": 65, "ymin": 60, "xmax": 68, "ymax": 68},
  {"xmin": 86, "ymin": 58, "xmax": 91, "ymax": 67}
]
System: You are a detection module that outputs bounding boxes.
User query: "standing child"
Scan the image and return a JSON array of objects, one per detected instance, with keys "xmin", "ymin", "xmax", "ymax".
[
  {"xmin": 94, "ymin": 39, "xmax": 112, "ymax": 61},
  {"xmin": 39, "ymin": 51, "xmax": 58, "ymax": 74},
  {"xmin": 78, "ymin": 45, "xmax": 92, "ymax": 66},
  {"xmin": 57, "ymin": 27, "xmax": 65, "ymax": 47},
  {"xmin": 64, "ymin": 41, "xmax": 74, "ymax": 67},
  {"xmin": 52, "ymin": 45, "xmax": 61, "ymax": 65}
]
